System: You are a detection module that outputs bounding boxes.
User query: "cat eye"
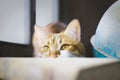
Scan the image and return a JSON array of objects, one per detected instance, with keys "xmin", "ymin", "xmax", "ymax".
[
  {"xmin": 61, "ymin": 44, "xmax": 70, "ymax": 50},
  {"xmin": 43, "ymin": 45, "xmax": 49, "ymax": 52}
]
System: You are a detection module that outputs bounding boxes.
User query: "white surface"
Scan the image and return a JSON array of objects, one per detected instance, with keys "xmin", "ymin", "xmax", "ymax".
[
  {"xmin": 0, "ymin": 58, "xmax": 118, "ymax": 80},
  {"xmin": 0, "ymin": 0, "xmax": 30, "ymax": 44},
  {"xmin": 36, "ymin": 0, "xmax": 59, "ymax": 26}
]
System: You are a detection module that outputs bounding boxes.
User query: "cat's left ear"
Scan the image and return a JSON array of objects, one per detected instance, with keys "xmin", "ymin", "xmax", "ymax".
[
  {"xmin": 34, "ymin": 25, "xmax": 50, "ymax": 38},
  {"xmin": 64, "ymin": 19, "xmax": 81, "ymax": 41}
]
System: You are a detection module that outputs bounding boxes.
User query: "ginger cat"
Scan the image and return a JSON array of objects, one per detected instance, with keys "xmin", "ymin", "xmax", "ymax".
[{"xmin": 32, "ymin": 19, "xmax": 85, "ymax": 58}]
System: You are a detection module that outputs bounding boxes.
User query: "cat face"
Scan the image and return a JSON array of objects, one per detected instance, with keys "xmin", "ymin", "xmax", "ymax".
[{"xmin": 33, "ymin": 19, "xmax": 85, "ymax": 58}]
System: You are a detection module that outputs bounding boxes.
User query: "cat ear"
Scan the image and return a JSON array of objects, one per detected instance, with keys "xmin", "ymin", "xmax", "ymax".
[
  {"xmin": 64, "ymin": 19, "xmax": 81, "ymax": 41},
  {"xmin": 34, "ymin": 25, "xmax": 49, "ymax": 38}
]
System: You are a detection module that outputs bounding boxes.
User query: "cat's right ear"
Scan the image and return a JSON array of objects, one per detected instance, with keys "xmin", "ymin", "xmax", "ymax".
[
  {"xmin": 64, "ymin": 19, "xmax": 81, "ymax": 41},
  {"xmin": 34, "ymin": 25, "xmax": 49, "ymax": 38}
]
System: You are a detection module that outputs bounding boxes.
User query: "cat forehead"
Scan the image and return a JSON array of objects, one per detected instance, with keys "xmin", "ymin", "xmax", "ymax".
[
  {"xmin": 48, "ymin": 33, "xmax": 62, "ymax": 44},
  {"xmin": 47, "ymin": 33, "xmax": 76, "ymax": 44}
]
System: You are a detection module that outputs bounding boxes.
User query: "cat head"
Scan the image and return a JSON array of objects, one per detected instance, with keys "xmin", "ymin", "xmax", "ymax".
[{"xmin": 33, "ymin": 19, "xmax": 85, "ymax": 58}]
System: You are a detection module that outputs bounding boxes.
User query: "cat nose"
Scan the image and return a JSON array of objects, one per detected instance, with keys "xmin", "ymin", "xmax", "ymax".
[
  {"xmin": 50, "ymin": 51, "xmax": 60, "ymax": 58},
  {"xmin": 50, "ymin": 55, "xmax": 57, "ymax": 58}
]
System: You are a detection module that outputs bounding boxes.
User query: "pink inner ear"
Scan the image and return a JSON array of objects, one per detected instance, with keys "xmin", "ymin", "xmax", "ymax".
[{"xmin": 64, "ymin": 19, "xmax": 81, "ymax": 41}]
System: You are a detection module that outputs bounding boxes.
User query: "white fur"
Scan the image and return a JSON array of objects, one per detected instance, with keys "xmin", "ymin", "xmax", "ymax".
[{"xmin": 58, "ymin": 50, "xmax": 79, "ymax": 58}]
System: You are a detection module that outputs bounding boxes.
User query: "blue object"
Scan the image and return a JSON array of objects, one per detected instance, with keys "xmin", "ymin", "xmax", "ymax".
[
  {"xmin": 93, "ymin": 48, "xmax": 107, "ymax": 58},
  {"xmin": 90, "ymin": 0, "xmax": 120, "ymax": 59}
]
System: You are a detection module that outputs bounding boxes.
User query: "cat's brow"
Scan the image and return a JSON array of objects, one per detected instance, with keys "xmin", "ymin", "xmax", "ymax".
[
  {"xmin": 51, "ymin": 36, "xmax": 56, "ymax": 43},
  {"xmin": 47, "ymin": 41, "xmax": 49, "ymax": 45},
  {"xmin": 56, "ymin": 34, "xmax": 62, "ymax": 45},
  {"xmin": 59, "ymin": 38, "xmax": 62, "ymax": 44},
  {"xmin": 49, "ymin": 34, "xmax": 61, "ymax": 45}
]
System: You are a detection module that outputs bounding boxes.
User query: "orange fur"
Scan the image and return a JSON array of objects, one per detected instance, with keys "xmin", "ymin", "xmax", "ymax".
[{"xmin": 32, "ymin": 19, "xmax": 85, "ymax": 58}]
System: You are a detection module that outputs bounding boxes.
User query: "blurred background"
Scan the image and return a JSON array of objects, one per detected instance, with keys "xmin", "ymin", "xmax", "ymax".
[{"xmin": 0, "ymin": 0, "xmax": 117, "ymax": 57}]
